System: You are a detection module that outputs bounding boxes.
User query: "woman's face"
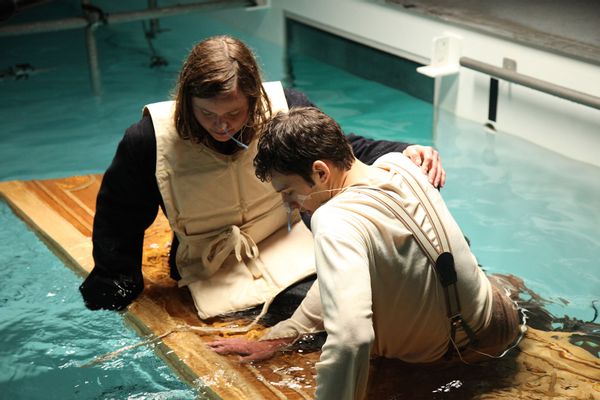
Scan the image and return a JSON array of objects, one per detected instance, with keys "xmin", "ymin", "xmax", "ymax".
[{"xmin": 191, "ymin": 89, "xmax": 250, "ymax": 142}]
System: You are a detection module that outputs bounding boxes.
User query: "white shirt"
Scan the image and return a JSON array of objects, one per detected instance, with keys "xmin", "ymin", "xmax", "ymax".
[{"xmin": 264, "ymin": 153, "xmax": 493, "ymax": 400}]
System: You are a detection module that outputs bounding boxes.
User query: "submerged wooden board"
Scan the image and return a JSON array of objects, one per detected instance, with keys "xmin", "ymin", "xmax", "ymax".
[{"xmin": 1, "ymin": 175, "xmax": 599, "ymax": 399}]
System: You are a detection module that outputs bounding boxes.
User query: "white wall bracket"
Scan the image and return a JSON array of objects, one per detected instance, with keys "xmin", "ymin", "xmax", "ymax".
[{"xmin": 417, "ymin": 34, "xmax": 462, "ymax": 77}]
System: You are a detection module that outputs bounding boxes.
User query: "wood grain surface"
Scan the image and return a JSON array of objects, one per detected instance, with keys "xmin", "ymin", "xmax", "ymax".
[{"xmin": 1, "ymin": 175, "xmax": 598, "ymax": 399}]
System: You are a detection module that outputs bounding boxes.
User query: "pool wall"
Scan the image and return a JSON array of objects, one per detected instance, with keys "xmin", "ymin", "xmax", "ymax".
[{"xmin": 207, "ymin": 0, "xmax": 600, "ymax": 167}]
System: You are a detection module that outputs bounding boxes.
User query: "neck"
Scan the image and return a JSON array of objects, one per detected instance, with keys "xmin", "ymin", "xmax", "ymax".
[
  {"xmin": 312, "ymin": 159, "xmax": 370, "ymax": 208},
  {"xmin": 330, "ymin": 159, "xmax": 370, "ymax": 192}
]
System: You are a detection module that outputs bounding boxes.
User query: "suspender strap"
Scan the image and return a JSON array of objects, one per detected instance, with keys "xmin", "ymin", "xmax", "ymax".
[
  {"xmin": 436, "ymin": 252, "xmax": 479, "ymax": 348},
  {"xmin": 350, "ymin": 163, "xmax": 478, "ymax": 350}
]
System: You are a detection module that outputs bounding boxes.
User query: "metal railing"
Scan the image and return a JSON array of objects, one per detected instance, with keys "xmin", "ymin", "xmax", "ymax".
[
  {"xmin": 0, "ymin": 0, "xmax": 257, "ymax": 95},
  {"xmin": 0, "ymin": 0, "xmax": 254, "ymax": 36},
  {"xmin": 460, "ymin": 57, "xmax": 600, "ymax": 111}
]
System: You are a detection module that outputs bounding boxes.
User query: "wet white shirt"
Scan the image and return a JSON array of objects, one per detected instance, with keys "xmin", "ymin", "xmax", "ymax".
[{"xmin": 263, "ymin": 153, "xmax": 493, "ymax": 400}]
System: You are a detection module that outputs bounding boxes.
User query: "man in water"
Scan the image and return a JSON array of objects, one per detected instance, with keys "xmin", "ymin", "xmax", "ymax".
[{"xmin": 209, "ymin": 107, "xmax": 522, "ymax": 400}]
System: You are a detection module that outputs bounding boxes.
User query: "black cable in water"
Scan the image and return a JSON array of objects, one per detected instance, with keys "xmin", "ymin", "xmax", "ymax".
[
  {"xmin": 142, "ymin": 20, "xmax": 168, "ymax": 68},
  {"xmin": 488, "ymin": 77, "xmax": 498, "ymax": 122}
]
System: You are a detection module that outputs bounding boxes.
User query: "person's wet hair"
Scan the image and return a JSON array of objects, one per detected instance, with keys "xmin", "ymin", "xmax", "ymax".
[
  {"xmin": 173, "ymin": 35, "xmax": 271, "ymax": 149},
  {"xmin": 254, "ymin": 107, "xmax": 354, "ymax": 185}
]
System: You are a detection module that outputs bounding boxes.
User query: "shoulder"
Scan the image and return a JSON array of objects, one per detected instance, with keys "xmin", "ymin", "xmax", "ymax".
[
  {"xmin": 310, "ymin": 200, "xmax": 374, "ymax": 264},
  {"xmin": 372, "ymin": 152, "xmax": 408, "ymax": 166},
  {"xmin": 373, "ymin": 152, "xmax": 426, "ymax": 180},
  {"xmin": 116, "ymin": 114, "xmax": 157, "ymax": 164},
  {"xmin": 311, "ymin": 193, "xmax": 373, "ymax": 237},
  {"xmin": 313, "ymin": 188, "xmax": 408, "ymax": 236},
  {"xmin": 283, "ymin": 87, "xmax": 315, "ymax": 107},
  {"xmin": 123, "ymin": 114, "xmax": 156, "ymax": 146}
]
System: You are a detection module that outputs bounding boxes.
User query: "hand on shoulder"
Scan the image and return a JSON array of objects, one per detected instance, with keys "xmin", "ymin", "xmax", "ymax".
[{"xmin": 402, "ymin": 145, "xmax": 446, "ymax": 188}]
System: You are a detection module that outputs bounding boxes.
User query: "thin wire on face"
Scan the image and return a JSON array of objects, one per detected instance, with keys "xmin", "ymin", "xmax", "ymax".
[{"xmin": 225, "ymin": 128, "xmax": 248, "ymax": 149}]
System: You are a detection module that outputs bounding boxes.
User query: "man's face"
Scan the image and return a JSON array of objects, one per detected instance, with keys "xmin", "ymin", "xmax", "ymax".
[{"xmin": 271, "ymin": 171, "xmax": 323, "ymax": 215}]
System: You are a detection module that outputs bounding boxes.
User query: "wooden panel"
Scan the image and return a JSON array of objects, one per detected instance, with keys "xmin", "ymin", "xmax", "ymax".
[{"xmin": 1, "ymin": 175, "xmax": 598, "ymax": 399}]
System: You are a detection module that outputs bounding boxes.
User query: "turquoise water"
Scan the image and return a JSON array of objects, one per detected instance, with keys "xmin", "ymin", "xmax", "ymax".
[
  {"xmin": 0, "ymin": 204, "xmax": 197, "ymax": 399},
  {"xmin": 1, "ymin": 1, "xmax": 599, "ymax": 399},
  {"xmin": 435, "ymin": 112, "xmax": 600, "ymax": 323}
]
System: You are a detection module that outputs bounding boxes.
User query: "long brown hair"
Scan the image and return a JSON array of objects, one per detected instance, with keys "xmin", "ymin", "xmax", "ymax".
[{"xmin": 173, "ymin": 36, "xmax": 271, "ymax": 148}]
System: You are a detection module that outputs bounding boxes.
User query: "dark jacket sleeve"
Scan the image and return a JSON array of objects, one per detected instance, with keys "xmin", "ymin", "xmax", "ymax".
[
  {"xmin": 347, "ymin": 133, "xmax": 410, "ymax": 165},
  {"xmin": 79, "ymin": 115, "xmax": 161, "ymax": 311},
  {"xmin": 284, "ymin": 87, "xmax": 316, "ymax": 108}
]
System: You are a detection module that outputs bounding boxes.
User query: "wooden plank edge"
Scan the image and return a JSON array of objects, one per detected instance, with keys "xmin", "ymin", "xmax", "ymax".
[{"xmin": 0, "ymin": 181, "xmax": 92, "ymax": 277}]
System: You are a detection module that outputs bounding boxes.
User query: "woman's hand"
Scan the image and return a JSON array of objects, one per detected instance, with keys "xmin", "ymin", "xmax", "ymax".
[
  {"xmin": 402, "ymin": 145, "xmax": 446, "ymax": 188},
  {"xmin": 207, "ymin": 337, "xmax": 294, "ymax": 363}
]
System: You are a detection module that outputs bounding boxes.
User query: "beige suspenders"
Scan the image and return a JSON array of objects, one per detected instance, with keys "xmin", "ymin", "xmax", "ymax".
[{"xmin": 349, "ymin": 163, "xmax": 478, "ymax": 351}]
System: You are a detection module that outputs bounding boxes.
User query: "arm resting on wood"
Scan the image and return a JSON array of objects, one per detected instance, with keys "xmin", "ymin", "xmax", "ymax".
[{"xmin": 80, "ymin": 116, "xmax": 161, "ymax": 310}]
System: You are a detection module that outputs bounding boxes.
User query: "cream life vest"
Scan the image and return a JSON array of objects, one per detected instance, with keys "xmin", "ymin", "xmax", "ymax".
[{"xmin": 146, "ymin": 81, "xmax": 315, "ymax": 319}]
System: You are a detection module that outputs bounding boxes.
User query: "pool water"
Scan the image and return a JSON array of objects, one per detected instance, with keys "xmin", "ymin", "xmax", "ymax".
[
  {"xmin": 434, "ymin": 111, "xmax": 600, "ymax": 324},
  {"xmin": 1, "ymin": 2, "xmax": 599, "ymax": 399},
  {"xmin": 0, "ymin": 203, "xmax": 197, "ymax": 399}
]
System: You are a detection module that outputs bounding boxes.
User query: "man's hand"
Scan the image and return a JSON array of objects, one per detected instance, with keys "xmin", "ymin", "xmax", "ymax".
[
  {"xmin": 207, "ymin": 337, "xmax": 293, "ymax": 363},
  {"xmin": 402, "ymin": 145, "xmax": 446, "ymax": 188}
]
